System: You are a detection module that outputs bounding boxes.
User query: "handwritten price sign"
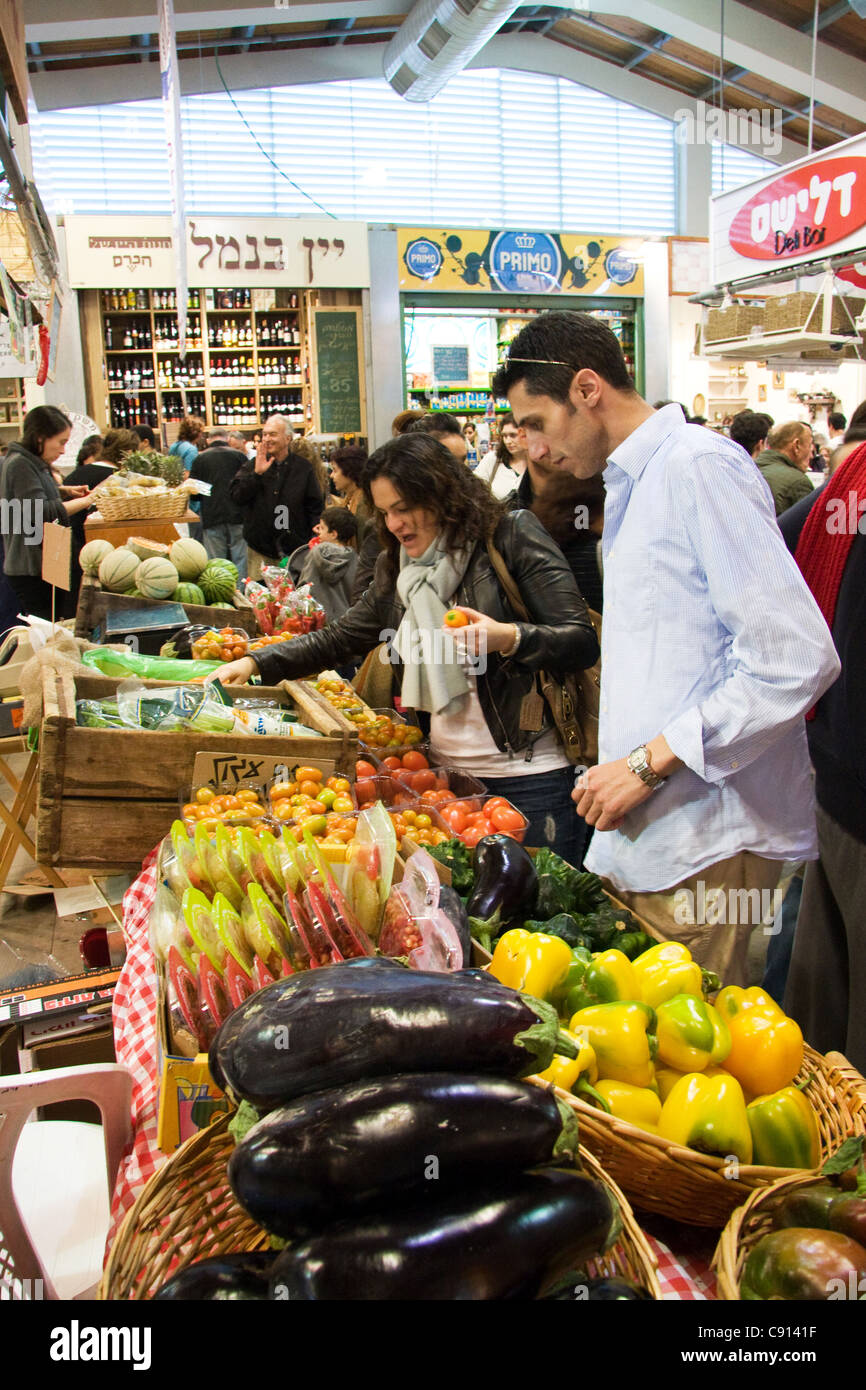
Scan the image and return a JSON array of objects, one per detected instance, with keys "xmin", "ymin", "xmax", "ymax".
[{"xmin": 192, "ymin": 752, "xmax": 338, "ymax": 788}]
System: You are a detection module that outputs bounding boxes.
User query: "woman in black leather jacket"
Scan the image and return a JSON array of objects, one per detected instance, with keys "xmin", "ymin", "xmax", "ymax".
[{"xmin": 212, "ymin": 433, "xmax": 599, "ymax": 864}]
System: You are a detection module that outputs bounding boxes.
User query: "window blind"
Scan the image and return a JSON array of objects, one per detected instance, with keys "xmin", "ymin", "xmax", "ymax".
[
  {"xmin": 712, "ymin": 142, "xmax": 777, "ymax": 196},
  {"xmin": 30, "ymin": 70, "xmax": 677, "ymax": 234}
]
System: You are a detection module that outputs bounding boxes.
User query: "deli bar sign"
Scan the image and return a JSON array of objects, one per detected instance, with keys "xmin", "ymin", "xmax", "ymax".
[
  {"xmin": 65, "ymin": 215, "xmax": 370, "ymax": 288},
  {"xmin": 712, "ymin": 130, "xmax": 866, "ymax": 285}
]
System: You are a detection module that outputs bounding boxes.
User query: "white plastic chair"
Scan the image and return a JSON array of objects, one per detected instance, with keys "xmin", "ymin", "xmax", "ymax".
[{"xmin": 0, "ymin": 1063, "xmax": 133, "ymax": 1300}]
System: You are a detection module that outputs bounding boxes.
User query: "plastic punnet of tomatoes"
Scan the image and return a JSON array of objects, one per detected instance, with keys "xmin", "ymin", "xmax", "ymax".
[
  {"xmin": 358, "ymin": 708, "xmax": 427, "ymax": 758},
  {"xmin": 387, "ymin": 803, "xmax": 451, "ymax": 851},
  {"xmin": 180, "ymin": 782, "xmax": 271, "ymax": 834},
  {"xmin": 188, "ymin": 626, "xmax": 249, "ymax": 663},
  {"xmin": 438, "ymin": 795, "xmax": 528, "ymax": 847},
  {"xmin": 286, "ymin": 810, "xmax": 360, "ymax": 862},
  {"xmin": 268, "ymin": 767, "xmax": 356, "ymax": 824}
]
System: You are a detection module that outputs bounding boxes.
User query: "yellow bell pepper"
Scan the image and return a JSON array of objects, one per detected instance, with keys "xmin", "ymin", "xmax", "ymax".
[
  {"xmin": 570, "ymin": 1001, "xmax": 657, "ymax": 1088},
  {"xmin": 489, "ymin": 929, "xmax": 573, "ymax": 1002},
  {"xmin": 655, "ymin": 993, "xmax": 731, "ymax": 1072},
  {"xmin": 657, "ymin": 1064, "xmax": 727, "ymax": 1102},
  {"xmin": 595, "ymin": 1079, "xmax": 662, "ymax": 1130},
  {"xmin": 535, "ymin": 1029, "xmax": 613, "ymax": 1112},
  {"xmin": 722, "ymin": 1007, "xmax": 804, "ymax": 1097},
  {"xmin": 715, "ymin": 985, "xmax": 785, "ymax": 1022},
  {"xmin": 632, "ymin": 941, "xmax": 704, "ymax": 1008},
  {"xmin": 658, "ymin": 1070, "xmax": 753, "ymax": 1164},
  {"xmin": 566, "ymin": 949, "xmax": 640, "ymax": 1011}
]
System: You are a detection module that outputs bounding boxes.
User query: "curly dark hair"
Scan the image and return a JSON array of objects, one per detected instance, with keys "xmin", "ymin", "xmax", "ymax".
[
  {"xmin": 332, "ymin": 444, "xmax": 368, "ymax": 486},
  {"xmin": 362, "ymin": 433, "xmax": 504, "ymax": 580}
]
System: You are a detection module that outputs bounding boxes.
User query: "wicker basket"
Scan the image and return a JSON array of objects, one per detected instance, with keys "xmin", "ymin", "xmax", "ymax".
[
  {"xmin": 704, "ymin": 304, "xmax": 765, "ymax": 343},
  {"xmin": 532, "ymin": 1048, "xmax": 866, "ymax": 1229},
  {"xmin": 99, "ymin": 1116, "xmax": 661, "ymax": 1301},
  {"xmin": 763, "ymin": 291, "xmax": 864, "ymax": 335},
  {"xmin": 712, "ymin": 1163, "xmax": 859, "ymax": 1300},
  {"xmin": 95, "ymin": 487, "xmax": 191, "ymax": 522}
]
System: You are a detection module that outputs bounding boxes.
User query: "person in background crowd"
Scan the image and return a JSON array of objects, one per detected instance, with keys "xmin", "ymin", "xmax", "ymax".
[
  {"xmin": 295, "ymin": 506, "xmax": 359, "ymax": 622},
  {"xmin": 462, "ymin": 421, "xmax": 479, "ymax": 466},
  {"xmin": 0, "ymin": 406, "xmax": 94, "ymax": 620},
  {"xmin": 226, "ymin": 430, "xmax": 247, "ymax": 454},
  {"xmin": 653, "ymin": 400, "xmax": 688, "ymax": 418},
  {"xmin": 189, "ymin": 428, "xmax": 248, "ymax": 578},
  {"xmin": 98, "ymin": 429, "xmax": 140, "ymax": 467},
  {"xmin": 775, "ymin": 438, "xmax": 866, "ymax": 1074},
  {"xmin": 134, "ymin": 424, "xmax": 157, "ymax": 451},
  {"xmin": 530, "ymin": 470, "xmax": 605, "ymax": 615},
  {"xmin": 754, "ymin": 421, "xmax": 815, "ymax": 516},
  {"xmin": 405, "ymin": 412, "xmax": 469, "ymax": 463},
  {"xmin": 827, "ymin": 410, "xmax": 847, "ymax": 443},
  {"xmin": 168, "ymin": 415, "xmax": 205, "ymax": 473},
  {"xmin": 62, "ymin": 434, "xmax": 114, "ymax": 586},
  {"xmin": 230, "ymin": 414, "xmax": 323, "ymax": 582},
  {"xmin": 290, "ymin": 436, "xmax": 330, "ymax": 509},
  {"xmin": 391, "ymin": 408, "xmax": 426, "ymax": 436},
  {"xmin": 69, "ymin": 435, "xmax": 105, "ymax": 476},
  {"xmin": 729, "ymin": 409, "xmax": 771, "ymax": 461},
  {"xmin": 209, "ymin": 432, "xmax": 599, "ymax": 865},
  {"xmin": 494, "ymin": 310, "xmax": 840, "ymax": 985},
  {"xmin": 330, "ymin": 445, "xmax": 374, "ymax": 533},
  {"xmin": 810, "ymin": 431, "xmax": 831, "ymax": 476},
  {"xmin": 475, "ymin": 413, "xmax": 529, "ymax": 499}
]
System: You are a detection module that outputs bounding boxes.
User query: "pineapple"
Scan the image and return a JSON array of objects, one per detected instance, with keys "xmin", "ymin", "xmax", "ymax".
[{"xmin": 119, "ymin": 451, "xmax": 185, "ymax": 488}]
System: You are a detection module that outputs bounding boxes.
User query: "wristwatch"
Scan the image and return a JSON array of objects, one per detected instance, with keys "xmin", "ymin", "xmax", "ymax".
[{"xmin": 627, "ymin": 744, "xmax": 667, "ymax": 791}]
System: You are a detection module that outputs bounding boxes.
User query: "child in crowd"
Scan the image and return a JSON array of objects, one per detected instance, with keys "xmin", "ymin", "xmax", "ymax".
[{"xmin": 296, "ymin": 506, "xmax": 359, "ymax": 622}]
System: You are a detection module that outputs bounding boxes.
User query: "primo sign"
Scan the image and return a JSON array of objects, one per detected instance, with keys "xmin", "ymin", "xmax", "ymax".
[{"xmin": 489, "ymin": 231, "xmax": 563, "ymax": 293}]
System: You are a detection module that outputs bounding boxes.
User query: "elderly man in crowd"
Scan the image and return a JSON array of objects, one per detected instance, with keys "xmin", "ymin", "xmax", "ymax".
[{"xmin": 230, "ymin": 414, "xmax": 323, "ymax": 581}]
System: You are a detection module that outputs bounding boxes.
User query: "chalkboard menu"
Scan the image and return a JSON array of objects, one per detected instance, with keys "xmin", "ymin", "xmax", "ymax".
[
  {"xmin": 432, "ymin": 343, "xmax": 470, "ymax": 384},
  {"xmin": 312, "ymin": 307, "xmax": 365, "ymax": 435}
]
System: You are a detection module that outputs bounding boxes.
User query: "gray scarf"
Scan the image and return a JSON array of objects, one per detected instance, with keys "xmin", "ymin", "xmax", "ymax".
[{"xmin": 394, "ymin": 538, "xmax": 473, "ymax": 716}]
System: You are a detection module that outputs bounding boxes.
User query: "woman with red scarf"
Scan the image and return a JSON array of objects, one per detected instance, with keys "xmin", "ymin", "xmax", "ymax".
[{"xmin": 780, "ymin": 436, "xmax": 866, "ymax": 1074}]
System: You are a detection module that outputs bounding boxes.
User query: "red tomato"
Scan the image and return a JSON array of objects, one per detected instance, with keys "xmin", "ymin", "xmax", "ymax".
[
  {"xmin": 483, "ymin": 797, "xmax": 511, "ymax": 813},
  {"xmin": 383, "ymin": 756, "xmax": 403, "ymax": 771},
  {"xmin": 400, "ymin": 750, "xmax": 429, "ymax": 771},
  {"xmin": 491, "ymin": 805, "xmax": 526, "ymax": 834},
  {"xmin": 355, "ymin": 778, "xmax": 376, "ymax": 804},
  {"xmin": 443, "ymin": 807, "xmax": 468, "ymax": 834},
  {"xmin": 411, "ymin": 770, "xmax": 437, "ymax": 793},
  {"xmin": 460, "ymin": 825, "xmax": 488, "ymax": 848},
  {"xmin": 394, "ymin": 768, "xmax": 414, "ymax": 786},
  {"xmin": 355, "ymin": 760, "xmax": 378, "ymax": 779}
]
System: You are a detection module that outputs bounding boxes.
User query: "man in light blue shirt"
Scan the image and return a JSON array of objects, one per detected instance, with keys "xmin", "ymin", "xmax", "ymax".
[{"xmin": 494, "ymin": 312, "xmax": 840, "ymax": 984}]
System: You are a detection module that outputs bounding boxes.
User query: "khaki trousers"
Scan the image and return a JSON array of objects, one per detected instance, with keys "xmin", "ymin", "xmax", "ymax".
[
  {"xmin": 608, "ymin": 852, "xmax": 784, "ymax": 987},
  {"xmin": 246, "ymin": 547, "xmax": 280, "ymax": 583}
]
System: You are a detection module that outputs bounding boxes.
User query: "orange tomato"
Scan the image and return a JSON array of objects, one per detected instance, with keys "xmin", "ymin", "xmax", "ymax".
[
  {"xmin": 182, "ymin": 803, "xmax": 199, "ymax": 820},
  {"xmin": 484, "ymin": 797, "xmax": 511, "ymax": 813},
  {"xmin": 355, "ymin": 760, "xmax": 377, "ymax": 778},
  {"xmin": 195, "ymin": 787, "xmax": 215, "ymax": 804},
  {"xmin": 401, "ymin": 750, "xmax": 429, "ymax": 771},
  {"xmin": 410, "ymin": 770, "xmax": 437, "ymax": 793},
  {"xmin": 327, "ymin": 776, "xmax": 351, "ymax": 794},
  {"xmin": 383, "ymin": 756, "xmax": 402, "ymax": 771},
  {"xmin": 443, "ymin": 806, "xmax": 468, "ymax": 834},
  {"xmin": 295, "ymin": 766, "xmax": 323, "ymax": 783},
  {"xmin": 443, "ymin": 609, "xmax": 470, "ymax": 629},
  {"xmin": 461, "ymin": 825, "xmax": 488, "ymax": 848},
  {"xmin": 298, "ymin": 779, "xmax": 322, "ymax": 798}
]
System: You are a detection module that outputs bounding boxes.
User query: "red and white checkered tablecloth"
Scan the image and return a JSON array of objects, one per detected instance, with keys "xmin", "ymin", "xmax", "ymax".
[{"xmin": 106, "ymin": 856, "xmax": 717, "ymax": 1298}]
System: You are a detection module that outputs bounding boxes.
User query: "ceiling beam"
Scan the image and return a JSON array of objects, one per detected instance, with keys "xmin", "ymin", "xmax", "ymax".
[
  {"xmin": 24, "ymin": 1, "xmax": 406, "ymax": 44},
  {"xmin": 593, "ymin": 0, "xmax": 866, "ymax": 126}
]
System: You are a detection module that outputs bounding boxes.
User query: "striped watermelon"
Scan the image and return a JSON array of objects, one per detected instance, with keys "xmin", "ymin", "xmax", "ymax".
[{"xmin": 173, "ymin": 583, "xmax": 206, "ymax": 606}]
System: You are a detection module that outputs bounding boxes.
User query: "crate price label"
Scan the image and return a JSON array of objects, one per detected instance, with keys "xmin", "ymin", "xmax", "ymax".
[{"xmin": 193, "ymin": 752, "xmax": 337, "ymax": 787}]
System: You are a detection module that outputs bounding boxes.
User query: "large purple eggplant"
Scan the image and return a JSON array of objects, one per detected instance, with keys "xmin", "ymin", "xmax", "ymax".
[
  {"xmin": 267, "ymin": 1168, "xmax": 618, "ymax": 1300},
  {"xmin": 210, "ymin": 957, "xmax": 576, "ymax": 1108},
  {"xmin": 228, "ymin": 1072, "xmax": 579, "ymax": 1236}
]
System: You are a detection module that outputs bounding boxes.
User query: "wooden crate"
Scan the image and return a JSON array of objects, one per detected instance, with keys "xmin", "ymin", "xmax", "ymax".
[
  {"xmin": 75, "ymin": 575, "xmax": 258, "ymax": 641},
  {"xmin": 36, "ymin": 669, "xmax": 357, "ymax": 872}
]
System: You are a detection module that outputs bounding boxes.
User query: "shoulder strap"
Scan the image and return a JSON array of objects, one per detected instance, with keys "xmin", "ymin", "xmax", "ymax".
[{"xmin": 485, "ymin": 535, "xmax": 530, "ymax": 621}]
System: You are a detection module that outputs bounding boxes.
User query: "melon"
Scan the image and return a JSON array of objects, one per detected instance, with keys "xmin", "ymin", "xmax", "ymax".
[
  {"xmin": 198, "ymin": 560, "xmax": 238, "ymax": 603},
  {"xmin": 173, "ymin": 582, "xmax": 205, "ymax": 606},
  {"xmin": 136, "ymin": 557, "xmax": 180, "ymax": 600},
  {"xmin": 169, "ymin": 538, "xmax": 208, "ymax": 581},
  {"xmin": 127, "ymin": 536, "xmax": 171, "ymax": 562},
  {"xmin": 211, "ymin": 601, "xmax": 235, "ymax": 609},
  {"xmin": 80, "ymin": 539, "xmax": 114, "ymax": 576},
  {"xmin": 124, "ymin": 588, "xmax": 144, "ymax": 598},
  {"xmin": 99, "ymin": 547, "xmax": 140, "ymax": 593}
]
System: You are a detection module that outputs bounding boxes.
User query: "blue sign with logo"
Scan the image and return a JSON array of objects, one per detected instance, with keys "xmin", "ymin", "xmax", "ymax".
[
  {"xmin": 489, "ymin": 230, "xmax": 562, "ymax": 293},
  {"xmin": 404, "ymin": 237, "xmax": 443, "ymax": 281},
  {"xmin": 604, "ymin": 247, "xmax": 639, "ymax": 286}
]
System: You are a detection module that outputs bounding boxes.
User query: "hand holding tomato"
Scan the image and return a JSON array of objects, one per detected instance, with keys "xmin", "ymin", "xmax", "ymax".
[{"xmin": 442, "ymin": 606, "xmax": 519, "ymax": 660}]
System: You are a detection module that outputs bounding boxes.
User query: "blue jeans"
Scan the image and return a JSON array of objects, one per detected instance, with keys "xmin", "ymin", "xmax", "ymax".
[
  {"xmin": 763, "ymin": 870, "xmax": 802, "ymax": 1001},
  {"xmin": 203, "ymin": 525, "xmax": 248, "ymax": 580},
  {"xmin": 480, "ymin": 765, "xmax": 589, "ymax": 868}
]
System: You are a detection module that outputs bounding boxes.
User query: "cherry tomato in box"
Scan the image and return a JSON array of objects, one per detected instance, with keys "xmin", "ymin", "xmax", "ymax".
[
  {"xmin": 383, "ymin": 756, "xmax": 402, "ymax": 771},
  {"xmin": 483, "ymin": 797, "xmax": 511, "ymax": 813},
  {"xmin": 355, "ymin": 760, "xmax": 377, "ymax": 779},
  {"xmin": 491, "ymin": 805, "xmax": 526, "ymax": 834},
  {"xmin": 461, "ymin": 825, "xmax": 489, "ymax": 848},
  {"xmin": 411, "ymin": 770, "xmax": 437, "ymax": 793},
  {"xmin": 400, "ymin": 750, "xmax": 429, "ymax": 771}
]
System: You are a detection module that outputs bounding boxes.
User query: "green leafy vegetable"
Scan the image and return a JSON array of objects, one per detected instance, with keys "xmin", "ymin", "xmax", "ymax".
[
  {"xmin": 532, "ymin": 849, "xmax": 606, "ymax": 920},
  {"xmin": 428, "ymin": 838, "xmax": 475, "ymax": 899},
  {"xmin": 228, "ymin": 1100, "xmax": 264, "ymax": 1146},
  {"xmin": 822, "ymin": 1135, "xmax": 866, "ymax": 1177}
]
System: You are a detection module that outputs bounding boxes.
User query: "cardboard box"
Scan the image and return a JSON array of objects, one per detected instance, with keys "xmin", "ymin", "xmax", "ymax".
[{"xmin": 0, "ymin": 696, "xmax": 24, "ymax": 737}]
